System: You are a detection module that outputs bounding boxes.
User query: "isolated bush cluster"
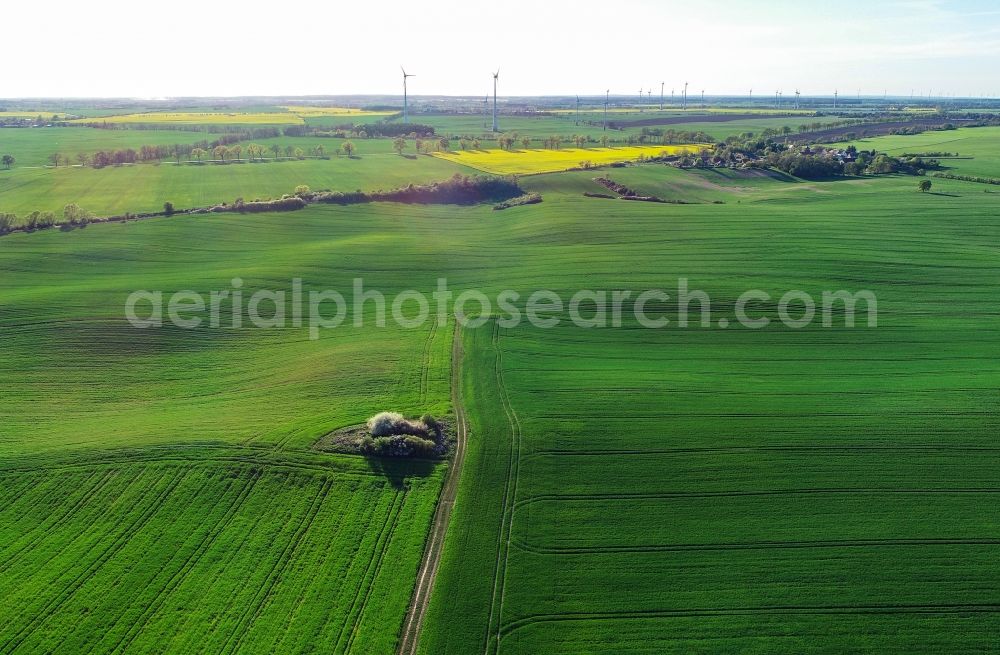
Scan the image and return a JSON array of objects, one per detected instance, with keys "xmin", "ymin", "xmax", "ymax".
[
  {"xmin": 367, "ymin": 412, "xmax": 429, "ymax": 438},
  {"xmin": 359, "ymin": 412, "xmax": 444, "ymax": 458}
]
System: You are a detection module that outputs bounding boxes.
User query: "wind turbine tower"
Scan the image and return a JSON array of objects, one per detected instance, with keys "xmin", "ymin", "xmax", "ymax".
[
  {"xmin": 683, "ymin": 82, "xmax": 689, "ymax": 110},
  {"xmin": 795, "ymin": 89, "xmax": 800, "ymax": 109},
  {"xmin": 492, "ymin": 68, "xmax": 500, "ymax": 133},
  {"xmin": 660, "ymin": 82, "xmax": 664, "ymax": 110},
  {"xmin": 603, "ymin": 89, "xmax": 610, "ymax": 131},
  {"xmin": 401, "ymin": 67, "xmax": 415, "ymax": 124}
]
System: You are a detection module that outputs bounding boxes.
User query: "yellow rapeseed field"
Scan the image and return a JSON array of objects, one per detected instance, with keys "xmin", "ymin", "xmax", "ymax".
[
  {"xmin": 282, "ymin": 106, "xmax": 397, "ymax": 117},
  {"xmin": 432, "ymin": 144, "xmax": 708, "ymax": 175}
]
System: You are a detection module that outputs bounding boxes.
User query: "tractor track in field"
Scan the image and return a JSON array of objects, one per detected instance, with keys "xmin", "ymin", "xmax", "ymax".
[
  {"xmin": 529, "ymin": 444, "xmax": 1000, "ymax": 458},
  {"xmin": 0, "ymin": 470, "xmax": 116, "ymax": 576},
  {"xmin": 483, "ymin": 322, "xmax": 523, "ymax": 655},
  {"xmin": 0, "ymin": 469, "xmax": 187, "ymax": 655},
  {"xmin": 343, "ymin": 490, "xmax": 407, "ymax": 654},
  {"xmin": 512, "ymin": 537, "xmax": 1000, "ymax": 556},
  {"xmin": 498, "ymin": 603, "xmax": 1000, "ymax": 640},
  {"xmin": 0, "ymin": 469, "xmax": 160, "ymax": 606},
  {"xmin": 106, "ymin": 470, "xmax": 262, "ymax": 655},
  {"xmin": 220, "ymin": 476, "xmax": 333, "ymax": 655},
  {"xmin": 418, "ymin": 318, "xmax": 439, "ymax": 406},
  {"xmin": 0, "ymin": 449, "xmax": 381, "ymax": 480},
  {"xmin": 397, "ymin": 323, "xmax": 468, "ymax": 655},
  {"xmin": 513, "ymin": 487, "xmax": 1000, "ymax": 508},
  {"xmin": 335, "ymin": 489, "xmax": 404, "ymax": 652}
]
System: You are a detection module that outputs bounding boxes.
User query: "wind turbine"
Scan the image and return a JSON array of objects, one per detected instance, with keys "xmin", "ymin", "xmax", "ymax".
[
  {"xmin": 701, "ymin": 89, "xmax": 705, "ymax": 107},
  {"xmin": 575, "ymin": 95, "xmax": 580, "ymax": 124},
  {"xmin": 401, "ymin": 66, "xmax": 415, "ymax": 124},
  {"xmin": 660, "ymin": 82, "xmax": 664, "ymax": 110},
  {"xmin": 492, "ymin": 68, "xmax": 500, "ymax": 133},
  {"xmin": 749, "ymin": 88, "xmax": 753, "ymax": 105},
  {"xmin": 775, "ymin": 90, "xmax": 780, "ymax": 108},
  {"xmin": 603, "ymin": 89, "xmax": 610, "ymax": 131},
  {"xmin": 834, "ymin": 89, "xmax": 838, "ymax": 109},
  {"xmin": 795, "ymin": 89, "xmax": 800, "ymax": 109},
  {"xmin": 683, "ymin": 82, "xmax": 689, "ymax": 110}
]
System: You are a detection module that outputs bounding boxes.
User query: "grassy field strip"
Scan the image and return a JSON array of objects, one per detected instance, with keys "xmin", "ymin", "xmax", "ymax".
[
  {"xmin": 338, "ymin": 490, "xmax": 406, "ymax": 653},
  {"xmin": 497, "ymin": 603, "xmax": 1000, "ymax": 648},
  {"xmin": 482, "ymin": 322, "xmax": 524, "ymax": 655},
  {"xmin": 0, "ymin": 150, "xmax": 467, "ymax": 215},
  {"xmin": 70, "ymin": 112, "xmax": 306, "ymax": 125},
  {"xmin": 418, "ymin": 318, "xmax": 439, "ymax": 406},
  {"xmin": 497, "ymin": 611, "xmax": 999, "ymax": 653},
  {"xmin": 398, "ymin": 323, "xmax": 466, "ymax": 655}
]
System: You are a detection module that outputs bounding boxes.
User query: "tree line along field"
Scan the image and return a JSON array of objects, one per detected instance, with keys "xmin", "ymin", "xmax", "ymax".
[{"xmin": 2, "ymin": 112, "xmax": 1000, "ymax": 653}]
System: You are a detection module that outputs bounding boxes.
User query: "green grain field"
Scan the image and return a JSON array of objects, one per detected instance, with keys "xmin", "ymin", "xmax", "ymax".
[{"xmin": 2, "ymin": 111, "xmax": 999, "ymax": 654}]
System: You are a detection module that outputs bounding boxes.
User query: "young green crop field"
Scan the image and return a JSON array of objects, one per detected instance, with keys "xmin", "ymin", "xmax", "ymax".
[
  {"xmin": 2, "ymin": 112, "xmax": 999, "ymax": 653},
  {"xmin": 0, "ymin": 138, "xmax": 468, "ymax": 216},
  {"xmin": 0, "ymin": 127, "xmax": 204, "ymax": 167},
  {"xmin": 416, "ymin": 113, "xmax": 842, "ymax": 141},
  {"xmin": 1, "ymin": 202, "xmax": 467, "ymax": 653},
  {"xmin": 418, "ymin": 169, "xmax": 1000, "ymax": 653}
]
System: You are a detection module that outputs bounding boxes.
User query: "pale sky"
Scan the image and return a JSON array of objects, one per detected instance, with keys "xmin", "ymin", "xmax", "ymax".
[{"xmin": 4, "ymin": 0, "xmax": 1000, "ymax": 98}]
